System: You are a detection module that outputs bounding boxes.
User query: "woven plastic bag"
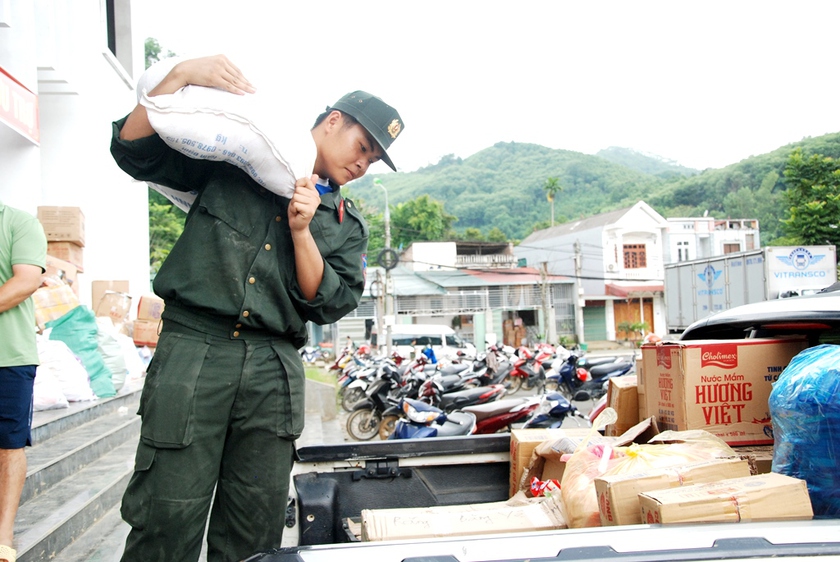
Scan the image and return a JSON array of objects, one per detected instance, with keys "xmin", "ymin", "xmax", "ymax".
[
  {"xmin": 46, "ymin": 306, "xmax": 116, "ymax": 398},
  {"xmin": 769, "ymin": 344, "xmax": 840, "ymax": 517}
]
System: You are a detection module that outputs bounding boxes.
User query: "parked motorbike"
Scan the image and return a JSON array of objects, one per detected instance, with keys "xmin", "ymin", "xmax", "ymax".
[
  {"xmin": 504, "ymin": 345, "xmax": 551, "ymax": 394},
  {"xmin": 389, "ymin": 398, "xmax": 477, "ymax": 439},
  {"xmin": 545, "ymin": 351, "xmax": 634, "ymax": 401},
  {"xmin": 418, "ymin": 372, "xmax": 506, "ymax": 413},
  {"xmin": 460, "ymin": 395, "xmax": 540, "ymax": 434},
  {"xmin": 521, "ymin": 392, "xmax": 590, "ymax": 429},
  {"xmin": 345, "ymin": 364, "xmax": 408, "ymax": 441},
  {"xmin": 300, "ymin": 346, "xmax": 322, "ymax": 363}
]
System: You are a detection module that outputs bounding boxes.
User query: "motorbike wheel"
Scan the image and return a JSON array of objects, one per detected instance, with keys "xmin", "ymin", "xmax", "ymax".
[
  {"xmin": 544, "ymin": 379, "xmax": 559, "ymax": 393},
  {"xmin": 379, "ymin": 415, "xmax": 400, "ymax": 440},
  {"xmin": 505, "ymin": 374, "xmax": 523, "ymax": 394},
  {"xmin": 346, "ymin": 408, "xmax": 382, "ymax": 441},
  {"xmin": 341, "ymin": 387, "xmax": 366, "ymax": 412}
]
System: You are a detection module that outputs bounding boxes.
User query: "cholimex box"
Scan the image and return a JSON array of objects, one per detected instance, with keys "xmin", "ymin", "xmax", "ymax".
[
  {"xmin": 639, "ymin": 472, "xmax": 813, "ymax": 524},
  {"xmin": 640, "ymin": 338, "xmax": 808, "ymax": 445}
]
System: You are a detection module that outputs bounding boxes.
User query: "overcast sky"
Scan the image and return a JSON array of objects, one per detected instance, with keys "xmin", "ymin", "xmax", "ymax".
[{"xmin": 136, "ymin": 0, "xmax": 840, "ymax": 175}]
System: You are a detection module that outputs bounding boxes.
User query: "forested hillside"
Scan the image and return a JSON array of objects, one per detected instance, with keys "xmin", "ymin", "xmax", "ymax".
[{"xmin": 348, "ymin": 132, "xmax": 840, "ymax": 244}]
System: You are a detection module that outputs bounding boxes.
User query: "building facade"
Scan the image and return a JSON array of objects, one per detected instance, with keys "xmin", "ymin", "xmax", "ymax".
[{"xmin": 0, "ymin": 1, "xmax": 151, "ymax": 311}]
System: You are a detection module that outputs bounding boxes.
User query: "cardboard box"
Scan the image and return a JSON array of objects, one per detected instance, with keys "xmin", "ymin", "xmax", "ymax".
[
  {"xmin": 37, "ymin": 206, "xmax": 85, "ymax": 246},
  {"xmin": 133, "ymin": 318, "xmax": 161, "ymax": 347},
  {"xmin": 733, "ymin": 445, "xmax": 774, "ymax": 475},
  {"xmin": 360, "ymin": 494, "xmax": 565, "ymax": 542},
  {"xmin": 92, "ymin": 280, "xmax": 130, "ymax": 311},
  {"xmin": 47, "ymin": 241, "xmax": 84, "ymax": 272},
  {"xmin": 95, "ymin": 291, "xmax": 132, "ymax": 326},
  {"xmin": 509, "ymin": 428, "xmax": 591, "ymax": 497},
  {"xmin": 137, "ymin": 294, "xmax": 165, "ymax": 321},
  {"xmin": 595, "ymin": 457, "xmax": 751, "ymax": 526},
  {"xmin": 639, "ymin": 472, "xmax": 813, "ymax": 524},
  {"xmin": 640, "ymin": 338, "xmax": 808, "ymax": 445},
  {"xmin": 636, "ymin": 357, "xmax": 647, "ymax": 419},
  {"xmin": 44, "ymin": 255, "xmax": 78, "ymax": 295},
  {"xmin": 606, "ymin": 375, "xmax": 639, "ymax": 436}
]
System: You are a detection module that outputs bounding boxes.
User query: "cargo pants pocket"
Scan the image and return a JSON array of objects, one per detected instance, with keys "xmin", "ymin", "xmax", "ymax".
[
  {"xmin": 138, "ymin": 332, "xmax": 210, "ymax": 448},
  {"xmin": 270, "ymin": 342, "xmax": 305, "ymax": 439}
]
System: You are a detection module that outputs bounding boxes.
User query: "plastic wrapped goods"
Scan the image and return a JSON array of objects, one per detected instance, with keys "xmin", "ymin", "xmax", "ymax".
[{"xmin": 769, "ymin": 344, "xmax": 840, "ymax": 517}]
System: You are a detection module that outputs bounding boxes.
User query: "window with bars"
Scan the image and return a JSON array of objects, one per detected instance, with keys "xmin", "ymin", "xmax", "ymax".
[{"xmin": 623, "ymin": 244, "xmax": 647, "ymax": 268}]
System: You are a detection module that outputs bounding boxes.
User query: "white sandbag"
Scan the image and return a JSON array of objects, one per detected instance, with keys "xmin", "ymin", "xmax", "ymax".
[
  {"xmin": 33, "ymin": 365, "xmax": 69, "ymax": 411},
  {"xmin": 117, "ymin": 329, "xmax": 147, "ymax": 394},
  {"xmin": 36, "ymin": 337, "xmax": 98, "ymax": 402},
  {"xmin": 95, "ymin": 317, "xmax": 128, "ymax": 392},
  {"xmin": 137, "ymin": 57, "xmax": 315, "ymax": 211}
]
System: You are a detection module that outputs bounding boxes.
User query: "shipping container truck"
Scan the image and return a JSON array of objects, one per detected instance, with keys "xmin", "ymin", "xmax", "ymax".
[{"xmin": 664, "ymin": 245, "xmax": 837, "ymax": 334}]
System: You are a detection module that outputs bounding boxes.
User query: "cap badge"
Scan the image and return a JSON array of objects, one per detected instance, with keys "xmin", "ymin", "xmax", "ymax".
[{"xmin": 387, "ymin": 119, "xmax": 402, "ymax": 139}]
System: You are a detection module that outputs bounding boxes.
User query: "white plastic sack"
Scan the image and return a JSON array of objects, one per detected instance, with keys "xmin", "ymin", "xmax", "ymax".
[
  {"xmin": 33, "ymin": 365, "xmax": 69, "ymax": 411},
  {"xmin": 36, "ymin": 337, "xmax": 98, "ymax": 402},
  {"xmin": 117, "ymin": 329, "xmax": 147, "ymax": 394},
  {"xmin": 137, "ymin": 57, "xmax": 315, "ymax": 211},
  {"xmin": 96, "ymin": 317, "xmax": 128, "ymax": 392}
]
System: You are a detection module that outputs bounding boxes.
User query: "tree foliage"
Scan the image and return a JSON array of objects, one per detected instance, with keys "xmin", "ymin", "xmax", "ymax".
[
  {"xmin": 390, "ymin": 195, "xmax": 457, "ymax": 249},
  {"xmin": 781, "ymin": 149, "xmax": 840, "ymax": 246}
]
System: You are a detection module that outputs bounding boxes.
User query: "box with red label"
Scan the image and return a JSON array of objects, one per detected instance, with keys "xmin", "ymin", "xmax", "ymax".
[{"xmin": 639, "ymin": 338, "xmax": 808, "ymax": 445}]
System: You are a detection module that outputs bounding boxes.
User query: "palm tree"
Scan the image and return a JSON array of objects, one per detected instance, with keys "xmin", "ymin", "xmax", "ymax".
[{"xmin": 543, "ymin": 177, "xmax": 563, "ymax": 227}]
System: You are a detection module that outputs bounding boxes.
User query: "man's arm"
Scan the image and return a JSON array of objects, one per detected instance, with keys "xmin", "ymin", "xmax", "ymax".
[
  {"xmin": 121, "ymin": 54, "xmax": 256, "ymax": 141},
  {"xmin": 290, "ymin": 175, "xmax": 325, "ymax": 301},
  {"xmin": 0, "ymin": 264, "xmax": 43, "ymax": 314}
]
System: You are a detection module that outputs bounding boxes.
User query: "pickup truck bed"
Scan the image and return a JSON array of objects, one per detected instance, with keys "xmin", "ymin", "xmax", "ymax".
[{"xmin": 247, "ymin": 435, "xmax": 840, "ymax": 562}]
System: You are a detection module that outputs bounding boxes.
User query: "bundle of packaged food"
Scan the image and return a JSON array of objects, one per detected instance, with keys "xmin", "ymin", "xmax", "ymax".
[{"xmin": 559, "ymin": 408, "xmax": 738, "ymax": 528}]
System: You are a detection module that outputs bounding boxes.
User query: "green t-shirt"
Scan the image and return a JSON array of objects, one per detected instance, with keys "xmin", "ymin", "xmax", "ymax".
[{"xmin": 0, "ymin": 201, "xmax": 47, "ymax": 366}]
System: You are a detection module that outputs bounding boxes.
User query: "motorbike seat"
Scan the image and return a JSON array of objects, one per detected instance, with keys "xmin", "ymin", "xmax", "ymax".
[
  {"xmin": 461, "ymin": 398, "xmax": 529, "ymax": 421},
  {"xmin": 588, "ymin": 359, "xmax": 633, "ymax": 378},
  {"xmin": 439, "ymin": 363, "xmax": 471, "ymax": 376}
]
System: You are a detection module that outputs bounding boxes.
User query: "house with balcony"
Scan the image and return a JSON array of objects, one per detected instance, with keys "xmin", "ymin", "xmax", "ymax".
[
  {"xmin": 515, "ymin": 201, "xmax": 669, "ymax": 343},
  {"xmin": 666, "ymin": 217, "xmax": 760, "ymax": 263}
]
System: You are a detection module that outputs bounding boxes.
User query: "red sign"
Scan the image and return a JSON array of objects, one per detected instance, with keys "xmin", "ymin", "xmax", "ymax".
[{"xmin": 0, "ymin": 66, "xmax": 39, "ymax": 145}]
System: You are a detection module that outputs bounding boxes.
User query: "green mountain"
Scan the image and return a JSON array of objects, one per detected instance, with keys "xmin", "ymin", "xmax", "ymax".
[
  {"xmin": 348, "ymin": 132, "xmax": 840, "ymax": 243},
  {"xmin": 595, "ymin": 147, "xmax": 699, "ymax": 178}
]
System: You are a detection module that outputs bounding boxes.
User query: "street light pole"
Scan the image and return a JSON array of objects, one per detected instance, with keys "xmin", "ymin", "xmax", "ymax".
[{"xmin": 374, "ymin": 179, "xmax": 393, "ymax": 355}]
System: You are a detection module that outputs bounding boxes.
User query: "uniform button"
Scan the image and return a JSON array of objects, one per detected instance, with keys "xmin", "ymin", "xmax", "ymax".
[
  {"xmin": 236, "ymin": 323, "xmax": 242, "ymax": 328},
  {"xmin": 275, "ymin": 216, "xmax": 282, "ymax": 222},
  {"xmin": 264, "ymin": 244, "xmax": 272, "ymax": 251},
  {"xmin": 242, "ymin": 310, "xmax": 250, "ymax": 318},
  {"xmin": 249, "ymin": 277, "xmax": 256, "ymax": 284},
  {"xmin": 233, "ymin": 331, "xmax": 240, "ymax": 338}
]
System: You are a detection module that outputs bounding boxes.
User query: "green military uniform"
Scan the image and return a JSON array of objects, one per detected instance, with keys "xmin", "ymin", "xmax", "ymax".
[{"xmin": 110, "ymin": 117, "xmax": 368, "ymax": 562}]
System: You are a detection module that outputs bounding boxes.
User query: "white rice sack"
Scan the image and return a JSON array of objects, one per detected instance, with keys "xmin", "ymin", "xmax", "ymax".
[
  {"xmin": 36, "ymin": 338, "xmax": 98, "ymax": 402},
  {"xmin": 33, "ymin": 366, "xmax": 69, "ymax": 411},
  {"xmin": 96, "ymin": 317, "xmax": 128, "ymax": 392},
  {"xmin": 137, "ymin": 57, "xmax": 315, "ymax": 211}
]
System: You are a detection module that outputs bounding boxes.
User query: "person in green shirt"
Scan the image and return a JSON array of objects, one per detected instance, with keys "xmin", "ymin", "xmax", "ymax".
[
  {"xmin": 110, "ymin": 55, "xmax": 405, "ymax": 562},
  {"xmin": 0, "ymin": 201, "xmax": 47, "ymax": 562}
]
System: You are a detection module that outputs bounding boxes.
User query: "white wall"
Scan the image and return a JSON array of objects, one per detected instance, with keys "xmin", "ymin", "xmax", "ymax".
[{"xmin": 0, "ymin": 1, "xmax": 151, "ymax": 313}]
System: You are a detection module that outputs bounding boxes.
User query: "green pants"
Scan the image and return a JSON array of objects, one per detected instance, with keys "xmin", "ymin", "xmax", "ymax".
[{"xmin": 120, "ymin": 319, "xmax": 304, "ymax": 562}]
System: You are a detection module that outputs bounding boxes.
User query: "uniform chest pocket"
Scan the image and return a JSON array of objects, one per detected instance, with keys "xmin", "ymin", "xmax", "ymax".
[{"xmin": 196, "ymin": 181, "xmax": 259, "ymax": 238}]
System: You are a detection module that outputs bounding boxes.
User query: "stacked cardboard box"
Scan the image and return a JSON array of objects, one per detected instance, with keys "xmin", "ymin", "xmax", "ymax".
[
  {"xmin": 605, "ymin": 375, "xmax": 639, "ymax": 436},
  {"xmin": 39, "ymin": 207, "xmax": 85, "ymax": 275},
  {"xmin": 639, "ymin": 472, "xmax": 813, "ymax": 524},
  {"xmin": 133, "ymin": 294, "xmax": 164, "ymax": 347},
  {"xmin": 595, "ymin": 457, "xmax": 751, "ymax": 525},
  {"xmin": 639, "ymin": 338, "xmax": 809, "ymax": 445}
]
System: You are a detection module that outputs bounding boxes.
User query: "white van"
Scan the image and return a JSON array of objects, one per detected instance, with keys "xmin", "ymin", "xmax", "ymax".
[{"xmin": 372, "ymin": 324, "xmax": 476, "ymax": 360}]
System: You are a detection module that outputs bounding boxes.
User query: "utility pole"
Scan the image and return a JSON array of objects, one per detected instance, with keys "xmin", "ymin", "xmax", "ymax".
[
  {"xmin": 374, "ymin": 178, "xmax": 393, "ymax": 355},
  {"xmin": 573, "ymin": 240, "xmax": 586, "ymax": 347},
  {"xmin": 540, "ymin": 262, "xmax": 552, "ymax": 344}
]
